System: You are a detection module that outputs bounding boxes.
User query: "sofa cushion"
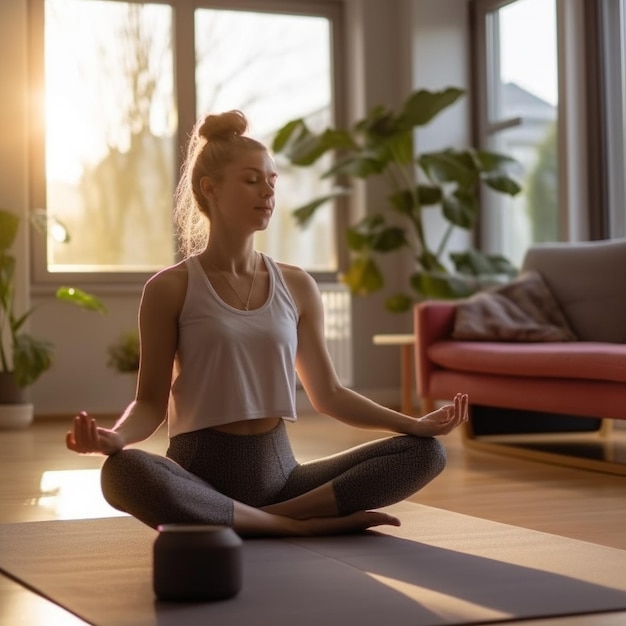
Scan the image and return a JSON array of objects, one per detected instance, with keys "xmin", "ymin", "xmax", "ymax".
[
  {"xmin": 427, "ymin": 341, "xmax": 626, "ymax": 384},
  {"xmin": 452, "ymin": 271, "xmax": 576, "ymax": 342},
  {"xmin": 522, "ymin": 238, "xmax": 626, "ymax": 343}
]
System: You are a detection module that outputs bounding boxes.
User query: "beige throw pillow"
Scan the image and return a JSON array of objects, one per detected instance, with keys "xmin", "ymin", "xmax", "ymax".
[{"xmin": 452, "ymin": 271, "xmax": 577, "ymax": 342}]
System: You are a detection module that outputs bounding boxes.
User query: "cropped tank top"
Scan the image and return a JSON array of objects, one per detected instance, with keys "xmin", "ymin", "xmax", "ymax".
[{"xmin": 167, "ymin": 253, "xmax": 299, "ymax": 436}]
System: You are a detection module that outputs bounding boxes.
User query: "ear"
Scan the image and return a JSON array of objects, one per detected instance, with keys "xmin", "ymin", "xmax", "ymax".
[{"xmin": 200, "ymin": 176, "xmax": 216, "ymax": 200}]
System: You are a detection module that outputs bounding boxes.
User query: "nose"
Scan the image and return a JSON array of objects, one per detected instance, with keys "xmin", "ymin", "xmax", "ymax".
[{"xmin": 262, "ymin": 180, "xmax": 274, "ymax": 198}]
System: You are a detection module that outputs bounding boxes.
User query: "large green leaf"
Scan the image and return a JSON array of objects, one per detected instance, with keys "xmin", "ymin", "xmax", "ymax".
[
  {"xmin": 473, "ymin": 149, "xmax": 519, "ymax": 172},
  {"xmin": 378, "ymin": 131, "xmax": 414, "ymax": 166},
  {"xmin": 341, "ymin": 256, "xmax": 384, "ymax": 294},
  {"xmin": 13, "ymin": 333, "xmax": 54, "ymax": 387},
  {"xmin": 418, "ymin": 151, "xmax": 476, "ymax": 188},
  {"xmin": 400, "ymin": 87, "xmax": 465, "ymax": 127},
  {"xmin": 346, "ymin": 215, "xmax": 384, "ymax": 252},
  {"xmin": 55, "ymin": 287, "xmax": 107, "ymax": 313},
  {"xmin": 389, "ymin": 189, "xmax": 418, "ymax": 215},
  {"xmin": 346, "ymin": 227, "xmax": 369, "ymax": 252},
  {"xmin": 273, "ymin": 121, "xmax": 355, "ymax": 166},
  {"xmin": 292, "ymin": 189, "xmax": 349, "ymax": 227},
  {"xmin": 417, "ymin": 250, "xmax": 447, "ymax": 272},
  {"xmin": 322, "ymin": 152, "xmax": 387, "ymax": 179},
  {"xmin": 0, "ymin": 209, "xmax": 19, "ymax": 252},
  {"xmin": 442, "ymin": 190, "xmax": 477, "ymax": 229},
  {"xmin": 0, "ymin": 252, "xmax": 15, "ymax": 312},
  {"xmin": 272, "ymin": 118, "xmax": 305, "ymax": 152},
  {"xmin": 416, "ymin": 185, "xmax": 443, "ymax": 206},
  {"xmin": 385, "ymin": 293, "xmax": 414, "ymax": 313},
  {"xmin": 450, "ymin": 249, "xmax": 519, "ymax": 278},
  {"xmin": 411, "ymin": 271, "xmax": 475, "ymax": 300},
  {"xmin": 356, "ymin": 106, "xmax": 400, "ymax": 140},
  {"xmin": 484, "ymin": 175, "xmax": 522, "ymax": 196},
  {"xmin": 370, "ymin": 227, "xmax": 408, "ymax": 252}
]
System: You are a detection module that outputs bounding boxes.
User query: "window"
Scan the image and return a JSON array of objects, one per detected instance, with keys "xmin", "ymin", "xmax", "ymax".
[
  {"xmin": 601, "ymin": 0, "xmax": 626, "ymax": 238},
  {"xmin": 472, "ymin": 0, "xmax": 559, "ymax": 266},
  {"xmin": 30, "ymin": 0, "xmax": 343, "ymax": 283}
]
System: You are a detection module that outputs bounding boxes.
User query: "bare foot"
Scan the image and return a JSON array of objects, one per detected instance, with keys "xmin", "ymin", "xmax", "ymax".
[
  {"xmin": 296, "ymin": 511, "xmax": 401, "ymax": 536},
  {"xmin": 232, "ymin": 501, "xmax": 400, "ymax": 538}
]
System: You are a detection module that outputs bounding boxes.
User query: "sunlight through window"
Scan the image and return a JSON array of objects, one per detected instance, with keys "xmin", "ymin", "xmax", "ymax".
[{"xmin": 38, "ymin": 470, "xmax": 126, "ymax": 519}]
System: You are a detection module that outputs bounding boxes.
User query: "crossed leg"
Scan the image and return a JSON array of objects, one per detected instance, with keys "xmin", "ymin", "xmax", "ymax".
[{"xmin": 100, "ymin": 433, "xmax": 446, "ymax": 537}]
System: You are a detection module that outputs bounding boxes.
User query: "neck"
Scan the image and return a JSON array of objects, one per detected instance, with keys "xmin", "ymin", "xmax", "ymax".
[{"xmin": 202, "ymin": 240, "xmax": 256, "ymax": 274}]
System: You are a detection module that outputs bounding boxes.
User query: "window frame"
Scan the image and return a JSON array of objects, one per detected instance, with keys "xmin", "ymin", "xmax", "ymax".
[
  {"xmin": 28, "ymin": 0, "xmax": 348, "ymax": 290},
  {"xmin": 599, "ymin": 0, "xmax": 626, "ymax": 238},
  {"xmin": 470, "ymin": 0, "xmax": 595, "ymax": 255}
]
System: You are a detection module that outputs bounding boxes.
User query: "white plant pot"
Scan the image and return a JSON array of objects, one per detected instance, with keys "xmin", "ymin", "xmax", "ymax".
[{"xmin": 0, "ymin": 403, "xmax": 34, "ymax": 430}]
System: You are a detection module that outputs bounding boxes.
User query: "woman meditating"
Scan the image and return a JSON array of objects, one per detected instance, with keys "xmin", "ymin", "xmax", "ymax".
[{"xmin": 66, "ymin": 110, "xmax": 468, "ymax": 537}]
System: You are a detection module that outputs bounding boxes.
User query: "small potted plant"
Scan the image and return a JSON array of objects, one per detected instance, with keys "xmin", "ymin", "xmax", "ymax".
[
  {"xmin": 106, "ymin": 329, "xmax": 140, "ymax": 374},
  {"xmin": 106, "ymin": 329, "xmax": 140, "ymax": 401},
  {"xmin": 0, "ymin": 208, "xmax": 106, "ymax": 428}
]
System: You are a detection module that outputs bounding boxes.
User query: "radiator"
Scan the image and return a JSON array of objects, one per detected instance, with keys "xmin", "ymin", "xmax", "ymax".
[{"xmin": 319, "ymin": 283, "xmax": 353, "ymax": 387}]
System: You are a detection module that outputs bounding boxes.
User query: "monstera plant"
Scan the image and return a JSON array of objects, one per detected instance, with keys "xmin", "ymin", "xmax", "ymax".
[
  {"xmin": 0, "ymin": 208, "xmax": 106, "ymax": 426},
  {"xmin": 272, "ymin": 87, "xmax": 522, "ymax": 312}
]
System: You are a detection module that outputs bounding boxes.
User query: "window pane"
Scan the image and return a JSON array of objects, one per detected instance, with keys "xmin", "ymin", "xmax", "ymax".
[
  {"xmin": 194, "ymin": 9, "xmax": 336, "ymax": 272},
  {"xmin": 44, "ymin": 0, "xmax": 176, "ymax": 272},
  {"xmin": 605, "ymin": 0, "xmax": 626, "ymax": 237},
  {"xmin": 483, "ymin": 0, "xmax": 558, "ymax": 265}
]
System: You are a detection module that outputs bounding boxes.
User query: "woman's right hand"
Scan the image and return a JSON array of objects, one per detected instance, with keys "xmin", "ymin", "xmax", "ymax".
[{"xmin": 66, "ymin": 411, "xmax": 125, "ymax": 456}]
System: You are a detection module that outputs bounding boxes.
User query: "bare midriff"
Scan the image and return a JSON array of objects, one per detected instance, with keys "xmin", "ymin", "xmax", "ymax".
[{"xmin": 210, "ymin": 416, "xmax": 282, "ymax": 435}]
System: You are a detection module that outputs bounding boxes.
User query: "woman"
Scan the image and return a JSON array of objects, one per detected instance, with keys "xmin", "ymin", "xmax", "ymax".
[{"xmin": 66, "ymin": 110, "xmax": 468, "ymax": 537}]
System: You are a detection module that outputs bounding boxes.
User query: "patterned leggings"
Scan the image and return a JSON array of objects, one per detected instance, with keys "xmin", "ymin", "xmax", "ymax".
[{"xmin": 100, "ymin": 420, "xmax": 446, "ymax": 529}]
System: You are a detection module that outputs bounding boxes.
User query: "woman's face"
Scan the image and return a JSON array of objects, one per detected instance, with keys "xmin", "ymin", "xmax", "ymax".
[{"xmin": 203, "ymin": 148, "xmax": 277, "ymax": 233}]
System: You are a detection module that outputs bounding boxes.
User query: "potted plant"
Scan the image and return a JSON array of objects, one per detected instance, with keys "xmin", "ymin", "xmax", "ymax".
[
  {"xmin": 106, "ymin": 329, "xmax": 140, "ymax": 374},
  {"xmin": 106, "ymin": 329, "xmax": 140, "ymax": 401},
  {"xmin": 0, "ymin": 208, "xmax": 106, "ymax": 428},
  {"xmin": 272, "ymin": 87, "xmax": 522, "ymax": 312}
]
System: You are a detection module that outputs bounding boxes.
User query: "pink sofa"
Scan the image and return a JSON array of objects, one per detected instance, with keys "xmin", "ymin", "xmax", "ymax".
[{"xmin": 414, "ymin": 239, "xmax": 626, "ymax": 452}]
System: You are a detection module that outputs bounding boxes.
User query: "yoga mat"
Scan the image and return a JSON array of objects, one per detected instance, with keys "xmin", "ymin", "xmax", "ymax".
[{"xmin": 0, "ymin": 502, "xmax": 625, "ymax": 626}]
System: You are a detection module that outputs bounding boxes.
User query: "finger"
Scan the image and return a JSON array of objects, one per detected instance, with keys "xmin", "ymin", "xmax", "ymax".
[
  {"xmin": 72, "ymin": 415, "xmax": 85, "ymax": 450},
  {"xmin": 65, "ymin": 430, "xmax": 77, "ymax": 451},
  {"xmin": 89, "ymin": 415, "xmax": 99, "ymax": 448},
  {"xmin": 74, "ymin": 412, "xmax": 93, "ymax": 451}
]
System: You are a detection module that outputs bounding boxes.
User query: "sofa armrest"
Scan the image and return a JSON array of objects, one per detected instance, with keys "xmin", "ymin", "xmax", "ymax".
[{"xmin": 413, "ymin": 301, "xmax": 457, "ymax": 399}]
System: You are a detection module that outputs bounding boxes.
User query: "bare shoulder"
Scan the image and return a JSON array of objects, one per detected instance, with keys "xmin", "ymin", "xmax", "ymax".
[
  {"xmin": 141, "ymin": 260, "xmax": 188, "ymax": 315},
  {"xmin": 276, "ymin": 261, "xmax": 321, "ymax": 314}
]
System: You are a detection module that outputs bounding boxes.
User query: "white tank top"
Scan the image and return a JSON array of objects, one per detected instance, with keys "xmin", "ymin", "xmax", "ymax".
[{"xmin": 167, "ymin": 253, "xmax": 299, "ymax": 436}]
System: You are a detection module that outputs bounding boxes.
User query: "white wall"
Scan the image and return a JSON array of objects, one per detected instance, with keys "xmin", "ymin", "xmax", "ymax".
[
  {"xmin": 0, "ymin": 0, "xmax": 471, "ymax": 417},
  {"xmin": 412, "ymin": 0, "xmax": 474, "ymax": 267},
  {"xmin": 0, "ymin": 1, "xmax": 30, "ymax": 346}
]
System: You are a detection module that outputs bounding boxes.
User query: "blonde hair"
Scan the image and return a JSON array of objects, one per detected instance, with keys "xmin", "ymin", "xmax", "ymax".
[{"xmin": 174, "ymin": 110, "xmax": 267, "ymax": 257}]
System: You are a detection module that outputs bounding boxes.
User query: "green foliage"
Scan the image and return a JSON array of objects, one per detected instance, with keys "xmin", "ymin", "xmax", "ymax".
[
  {"xmin": 526, "ymin": 121, "xmax": 558, "ymax": 243},
  {"xmin": 106, "ymin": 330, "xmax": 140, "ymax": 373},
  {"xmin": 272, "ymin": 88, "xmax": 522, "ymax": 312},
  {"xmin": 0, "ymin": 208, "xmax": 107, "ymax": 390}
]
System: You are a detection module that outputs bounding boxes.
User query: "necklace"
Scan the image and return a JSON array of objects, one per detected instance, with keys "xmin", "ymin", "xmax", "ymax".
[{"xmin": 207, "ymin": 253, "xmax": 259, "ymax": 311}]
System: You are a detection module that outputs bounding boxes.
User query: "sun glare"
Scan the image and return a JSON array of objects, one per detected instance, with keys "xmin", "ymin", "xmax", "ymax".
[{"xmin": 38, "ymin": 470, "xmax": 126, "ymax": 519}]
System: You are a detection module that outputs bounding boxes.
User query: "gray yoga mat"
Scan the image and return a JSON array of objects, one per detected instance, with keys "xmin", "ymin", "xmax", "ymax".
[{"xmin": 0, "ymin": 502, "xmax": 625, "ymax": 626}]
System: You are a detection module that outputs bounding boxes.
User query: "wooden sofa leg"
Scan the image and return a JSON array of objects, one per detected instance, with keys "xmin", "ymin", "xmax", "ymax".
[{"xmin": 599, "ymin": 419, "xmax": 614, "ymax": 438}]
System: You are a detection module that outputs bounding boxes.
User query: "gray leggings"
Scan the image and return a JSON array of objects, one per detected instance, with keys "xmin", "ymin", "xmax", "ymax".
[{"xmin": 100, "ymin": 420, "xmax": 446, "ymax": 529}]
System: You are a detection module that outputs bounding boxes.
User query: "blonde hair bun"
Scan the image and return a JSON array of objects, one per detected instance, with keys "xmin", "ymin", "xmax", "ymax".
[{"xmin": 198, "ymin": 110, "xmax": 248, "ymax": 141}]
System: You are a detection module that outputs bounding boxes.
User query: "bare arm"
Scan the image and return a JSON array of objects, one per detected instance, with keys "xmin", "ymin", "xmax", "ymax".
[
  {"xmin": 66, "ymin": 264, "xmax": 186, "ymax": 454},
  {"xmin": 284, "ymin": 266, "xmax": 468, "ymax": 437}
]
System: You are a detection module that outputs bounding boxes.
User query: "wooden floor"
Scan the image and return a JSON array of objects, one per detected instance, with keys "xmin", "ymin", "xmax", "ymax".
[{"xmin": 1, "ymin": 413, "xmax": 626, "ymax": 625}]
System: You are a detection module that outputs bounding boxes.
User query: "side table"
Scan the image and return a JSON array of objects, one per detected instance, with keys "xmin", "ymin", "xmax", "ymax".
[{"xmin": 372, "ymin": 333, "xmax": 415, "ymax": 415}]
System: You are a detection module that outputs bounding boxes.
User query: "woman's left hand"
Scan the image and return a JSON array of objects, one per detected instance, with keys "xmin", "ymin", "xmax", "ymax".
[{"xmin": 412, "ymin": 392, "xmax": 469, "ymax": 437}]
